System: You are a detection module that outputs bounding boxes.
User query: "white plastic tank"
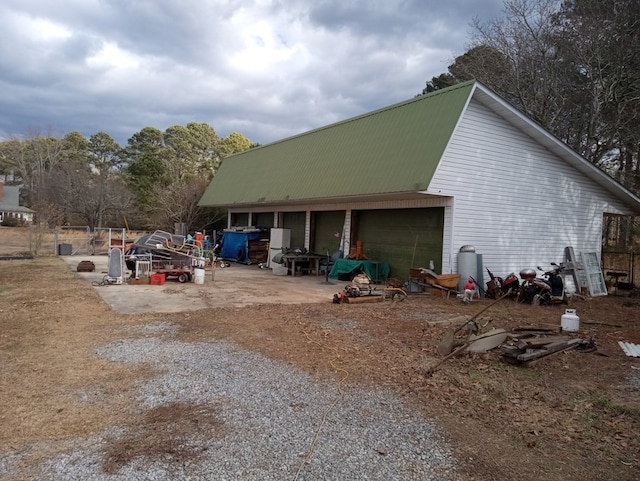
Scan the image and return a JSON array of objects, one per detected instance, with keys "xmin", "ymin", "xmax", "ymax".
[
  {"xmin": 457, "ymin": 245, "xmax": 477, "ymax": 291},
  {"xmin": 561, "ymin": 309, "xmax": 580, "ymax": 332}
]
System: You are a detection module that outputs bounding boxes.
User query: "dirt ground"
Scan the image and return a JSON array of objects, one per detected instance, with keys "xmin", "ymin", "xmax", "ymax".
[
  {"xmin": 1, "ymin": 253, "xmax": 639, "ymax": 481},
  {"xmin": 58, "ymin": 254, "xmax": 342, "ymax": 313}
]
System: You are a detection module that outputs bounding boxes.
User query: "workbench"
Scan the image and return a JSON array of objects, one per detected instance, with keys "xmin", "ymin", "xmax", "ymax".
[{"xmin": 282, "ymin": 254, "xmax": 324, "ymax": 276}]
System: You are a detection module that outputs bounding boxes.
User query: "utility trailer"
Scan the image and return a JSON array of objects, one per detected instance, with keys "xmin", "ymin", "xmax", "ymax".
[{"xmin": 125, "ymin": 230, "xmax": 207, "ymax": 282}]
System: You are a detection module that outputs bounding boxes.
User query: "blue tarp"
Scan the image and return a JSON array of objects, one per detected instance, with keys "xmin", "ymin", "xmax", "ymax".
[{"xmin": 220, "ymin": 231, "xmax": 261, "ymax": 263}]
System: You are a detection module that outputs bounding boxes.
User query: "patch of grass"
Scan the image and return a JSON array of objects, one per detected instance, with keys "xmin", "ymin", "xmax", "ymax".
[
  {"xmin": 508, "ymin": 433, "xmax": 526, "ymax": 448},
  {"xmin": 490, "ymin": 360, "xmax": 513, "ymax": 373},
  {"xmin": 590, "ymin": 396, "xmax": 640, "ymax": 421},
  {"xmin": 581, "ymin": 408, "xmax": 600, "ymax": 430},
  {"xmin": 511, "ymin": 366, "xmax": 542, "ymax": 381},
  {"xmin": 576, "ymin": 394, "xmax": 640, "ymax": 443}
]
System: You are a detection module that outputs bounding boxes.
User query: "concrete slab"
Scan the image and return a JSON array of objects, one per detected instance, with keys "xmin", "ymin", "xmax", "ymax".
[{"xmin": 61, "ymin": 255, "xmax": 344, "ymax": 314}]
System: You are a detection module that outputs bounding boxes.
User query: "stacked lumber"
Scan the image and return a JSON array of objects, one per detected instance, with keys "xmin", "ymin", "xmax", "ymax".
[
  {"xmin": 248, "ymin": 240, "xmax": 269, "ymax": 264},
  {"xmin": 500, "ymin": 329, "xmax": 587, "ymax": 365}
]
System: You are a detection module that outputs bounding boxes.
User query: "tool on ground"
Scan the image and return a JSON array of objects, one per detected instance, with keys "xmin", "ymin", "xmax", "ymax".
[
  {"xmin": 427, "ymin": 328, "xmax": 510, "ymax": 375},
  {"xmin": 427, "ymin": 342, "xmax": 471, "ymax": 375},
  {"xmin": 436, "ymin": 293, "xmax": 510, "ymax": 356}
]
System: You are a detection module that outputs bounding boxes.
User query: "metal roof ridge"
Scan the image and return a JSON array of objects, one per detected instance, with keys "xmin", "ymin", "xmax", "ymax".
[{"xmin": 232, "ymin": 80, "xmax": 477, "ymax": 155}]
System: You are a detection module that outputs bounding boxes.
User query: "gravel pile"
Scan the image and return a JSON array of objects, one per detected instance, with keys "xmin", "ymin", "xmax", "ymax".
[{"xmin": 6, "ymin": 321, "xmax": 460, "ymax": 481}]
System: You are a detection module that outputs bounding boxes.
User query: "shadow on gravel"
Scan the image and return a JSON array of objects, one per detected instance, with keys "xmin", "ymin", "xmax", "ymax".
[{"xmin": 102, "ymin": 402, "xmax": 227, "ymax": 474}]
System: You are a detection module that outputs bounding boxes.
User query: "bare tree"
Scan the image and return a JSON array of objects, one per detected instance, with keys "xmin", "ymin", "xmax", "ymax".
[
  {"xmin": 469, "ymin": 0, "xmax": 566, "ymax": 128},
  {"xmin": 150, "ymin": 177, "xmax": 212, "ymax": 231}
]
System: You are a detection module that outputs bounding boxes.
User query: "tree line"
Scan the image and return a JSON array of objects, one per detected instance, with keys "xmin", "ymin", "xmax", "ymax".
[{"xmin": 0, "ymin": 123, "xmax": 254, "ymax": 232}]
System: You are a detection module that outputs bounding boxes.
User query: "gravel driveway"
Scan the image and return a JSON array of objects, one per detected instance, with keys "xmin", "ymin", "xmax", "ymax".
[{"xmin": 4, "ymin": 319, "xmax": 459, "ymax": 481}]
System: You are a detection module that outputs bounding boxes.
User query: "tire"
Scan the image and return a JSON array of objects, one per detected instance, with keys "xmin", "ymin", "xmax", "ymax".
[
  {"xmin": 178, "ymin": 273, "xmax": 188, "ymax": 283},
  {"xmin": 392, "ymin": 291, "xmax": 407, "ymax": 302}
]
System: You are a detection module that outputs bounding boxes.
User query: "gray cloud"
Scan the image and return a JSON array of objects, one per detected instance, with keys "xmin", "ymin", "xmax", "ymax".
[{"xmin": 0, "ymin": 0, "xmax": 505, "ymax": 146}]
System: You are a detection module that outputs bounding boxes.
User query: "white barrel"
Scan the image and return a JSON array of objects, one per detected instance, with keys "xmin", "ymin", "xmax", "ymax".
[
  {"xmin": 193, "ymin": 268, "xmax": 205, "ymax": 285},
  {"xmin": 457, "ymin": 246, "xmax": 477, "ymax": 291},
  {"xmin": 561, "ymin": 309, "xmax": 579, "ymax": 332}
]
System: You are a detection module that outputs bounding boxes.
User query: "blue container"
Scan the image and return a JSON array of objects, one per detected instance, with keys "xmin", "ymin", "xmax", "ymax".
[{"xmin": 220, "ymin": 230, "xmax": 261, "ymax": 263}]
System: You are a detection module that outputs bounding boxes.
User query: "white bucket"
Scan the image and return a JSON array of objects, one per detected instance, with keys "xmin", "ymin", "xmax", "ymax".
[
  {"xmin": 561, "ymin": 309, "xmax": 580, "ymax": 332},
  {"xmin": 193, "ymin": 268, "xmax": 205, "ymax": 285}
]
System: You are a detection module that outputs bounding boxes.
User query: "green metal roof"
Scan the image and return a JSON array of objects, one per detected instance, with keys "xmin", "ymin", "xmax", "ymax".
[{"xmin": 199, "ymin": 81, "xmax": 475, "ymax": 207}]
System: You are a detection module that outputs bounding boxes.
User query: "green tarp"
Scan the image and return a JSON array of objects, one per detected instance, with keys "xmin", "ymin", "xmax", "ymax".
[{"xmin": 329, "ymin": 259, "xmax": 390, "ymax": 283}]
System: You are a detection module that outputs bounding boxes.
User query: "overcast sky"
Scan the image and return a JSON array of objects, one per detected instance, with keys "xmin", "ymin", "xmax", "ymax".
[{"xmin": 0, "ymin": 0, "xmax": 505, "ymax": 147}]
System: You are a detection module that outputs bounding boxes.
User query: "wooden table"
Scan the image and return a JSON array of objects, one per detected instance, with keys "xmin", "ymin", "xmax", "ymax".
[{"xmin": 282, "ymin": 254, "xmax": 324, "ymax": 276}]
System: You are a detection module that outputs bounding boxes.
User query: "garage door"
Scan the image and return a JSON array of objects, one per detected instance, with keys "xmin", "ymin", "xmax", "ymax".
[
  {"xmin": 231, "ymin": 212, "xmax": 249, "ymax": 227},
  {"xmin": 282, "ymin": 212, "xmax": 306, "ymax": 250},
  {"xmin": 355, "ymin": 208, "xmax": 444, "ymax": 278},
  {"xmin": 312, "ymin": 211, "xmax": 345, "ymax": 255},
  {"xmin": 253, "ymin": 212, "xmax": 274, "ymax": 229}
]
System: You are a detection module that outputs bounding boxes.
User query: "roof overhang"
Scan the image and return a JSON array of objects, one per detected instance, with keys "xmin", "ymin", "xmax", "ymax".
[
  {"xmin": 0, "ymin": 205, "xmax": 35, "ymax": 213},
  {"xmin": 220, "ymin": 190, "xmax": 449, "ymax": 209}
]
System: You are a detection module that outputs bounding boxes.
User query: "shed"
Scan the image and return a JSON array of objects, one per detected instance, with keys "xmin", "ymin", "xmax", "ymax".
[{"xmin": 199, "ymin": 81, "xmax": 640, "ymax": 280}]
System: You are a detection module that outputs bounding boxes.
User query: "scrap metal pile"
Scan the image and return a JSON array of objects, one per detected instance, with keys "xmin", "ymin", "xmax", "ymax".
[{"xmin": 426, "ymin": 296, "xmax": 597, "ymax": 375}]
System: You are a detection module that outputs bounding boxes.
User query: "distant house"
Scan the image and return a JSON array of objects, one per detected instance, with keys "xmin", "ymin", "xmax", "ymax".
[
  {"xmin": 199, "ymin": 80, "xmax": 640, "ymax": 281},
  {"xmin": 0, "ymin": 182, "xmax": 34, "ymax": 224}
]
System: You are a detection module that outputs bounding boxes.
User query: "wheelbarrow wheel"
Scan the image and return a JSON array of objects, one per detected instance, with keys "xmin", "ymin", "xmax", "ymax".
[
  {"xmin": 391, "ymin": 290, "xmax": 407, "ymax": 302},
  {"xmin": 384, "ymin": 288, "xmax": 407, "ymax": 302}
]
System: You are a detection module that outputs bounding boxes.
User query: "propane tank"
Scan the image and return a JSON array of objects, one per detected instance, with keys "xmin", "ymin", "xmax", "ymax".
[{"xmin": 561, "ymin": 309, "xmax": 580, "ymax": 332}]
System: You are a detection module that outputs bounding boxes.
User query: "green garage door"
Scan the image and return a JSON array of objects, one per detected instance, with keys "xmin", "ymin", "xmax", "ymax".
[
  {"xmin": 231, "ymin": 212, "xmax": 249, "ymax": 227},
  {"xmin": 282, "ymin": 212, "xmax": 306, "ymax": 250},
  {"xmin": 312, "ymin": 211, "xmax": 345, "ymax": 255},
  {"xmin": 253, "ymin": 212, "xmax": 274, "ymax": 229},
  {"xmin": 355, "ymin": 208, "xmax": 444, "ymax": 278}
]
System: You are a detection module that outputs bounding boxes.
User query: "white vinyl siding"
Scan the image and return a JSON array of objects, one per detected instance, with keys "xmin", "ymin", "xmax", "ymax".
[{"xmin": 431, "ymin": 99, "xmax": 630, "ymax": 278}]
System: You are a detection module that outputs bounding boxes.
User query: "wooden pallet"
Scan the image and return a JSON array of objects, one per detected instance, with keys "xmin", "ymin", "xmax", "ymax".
[{"xmin": 344, "ymin": 295, "xmax": 383, "ymax": 304}]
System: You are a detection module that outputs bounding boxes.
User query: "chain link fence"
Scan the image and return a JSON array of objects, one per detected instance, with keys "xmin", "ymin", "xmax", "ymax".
[
  {"xmin": 0, "ymin": 226, "xmax": 148, "ymax": 257},
  {"xmin": 54, "ymin": 226, "xmax": 92, "ymax": 255}
]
